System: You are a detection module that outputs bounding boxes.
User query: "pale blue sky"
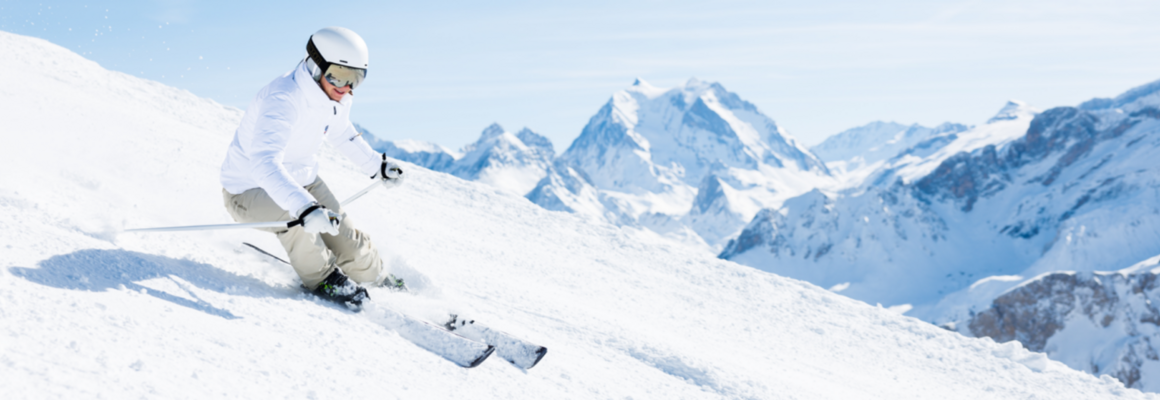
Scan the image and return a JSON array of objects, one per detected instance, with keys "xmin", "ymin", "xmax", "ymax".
[{"xmin": 4, "ymin": 0, "xmax": 1159, "ymax": 150}]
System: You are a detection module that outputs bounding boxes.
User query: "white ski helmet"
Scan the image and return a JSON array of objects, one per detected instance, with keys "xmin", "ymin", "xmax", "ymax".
[{"xmin": 305, "ymin": 27, "xmax": 369, "ymax": 86}]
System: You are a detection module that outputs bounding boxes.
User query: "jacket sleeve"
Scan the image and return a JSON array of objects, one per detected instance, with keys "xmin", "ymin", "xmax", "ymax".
[
  {"xmin": 328, "ymin": 120, "xmax": 383, "ymax": 178},
  {"xmin": 247, "ymin": 92, "xmax": 317, "ymax": 214}
]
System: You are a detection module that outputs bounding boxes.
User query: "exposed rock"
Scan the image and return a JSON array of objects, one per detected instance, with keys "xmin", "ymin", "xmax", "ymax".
[{"xmin": 967, "ymin": 260, "xmax": 1160, "ymax": 390}]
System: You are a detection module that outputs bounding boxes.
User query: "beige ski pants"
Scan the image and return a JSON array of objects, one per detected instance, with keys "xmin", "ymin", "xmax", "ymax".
[{"xmin": 222, "ymin": 177, "xmax": 382, "ymax": 290}]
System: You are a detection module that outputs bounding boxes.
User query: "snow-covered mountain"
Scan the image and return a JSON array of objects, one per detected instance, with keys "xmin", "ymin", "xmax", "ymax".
[
  {"xmin": 720, "ymin": 101, "xmax": 1042, "ymax": 304},
  {"xmin": 447, "ymin": 124, "xmax": 555, "ymax": 195},
  {"xmin": 528, "ymin": 78, "xmax": 833, "ymax": 249},
  {"xmin": 721, "ymin": 77, "xmax": 1160, "ymax": 389},
  {"xmin": 867, "ymin": 100, "xmax": 1042, "ymax": 189},
  {"xmin": 559, "ymin": 78, "xmax": 827, "ymax": 191},
  {"xmin": 811, "ymin": 120, "xmax": 972, "ymax": 180},
  {"xmin": 723, "ymin": 84, "xmax": 1160, "ymax": 308},
  {"xmin": 362, "ymin": 79, "xmax": 831, "ymax": 250},
  {"xmin": 5, "ymin": 30, "xmax": 1147, "ymax": 399},
  {"xmin": 361, "ymin": 123, "xmax": 555, "ymax": 195},
  {"xmin": 358, "ymin": 124, "xmax": 459, "ymax": 172}
]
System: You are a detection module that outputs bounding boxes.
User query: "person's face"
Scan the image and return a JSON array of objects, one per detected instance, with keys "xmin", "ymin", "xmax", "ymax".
[{"xmin": 319, "ymin": 73, "xmax": 350, "ymax": 102}]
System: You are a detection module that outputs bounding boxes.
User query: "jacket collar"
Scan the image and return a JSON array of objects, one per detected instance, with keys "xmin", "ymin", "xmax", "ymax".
[{"xmin": 292, "ymin": 62, "xmax": 353, "ymax": 109}]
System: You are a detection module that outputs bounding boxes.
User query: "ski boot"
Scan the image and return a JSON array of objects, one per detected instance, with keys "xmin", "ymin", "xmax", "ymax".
[{"xmin": 313, "ymin": 268, "xmax": 369, "ymax": 311}]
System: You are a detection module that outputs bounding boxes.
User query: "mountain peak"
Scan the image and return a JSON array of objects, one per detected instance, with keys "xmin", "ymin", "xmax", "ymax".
[
  {"xmin": 987, "ymin": 100, "xmax": 1039, "ymax": 124},
  {"xmin": 451, "ymin": 123, "xmax": 556, "ymax": 194},
  {"xmin": 626, "ymin": 78, "xmax": 665, "ymax": 98},
  {"xmin": 516, "ymin": 127, "xmax": 555, "ymax": 157},
  {"xmin": 479, "ymin": 123, "xmax": 506, "ymax": 141}
]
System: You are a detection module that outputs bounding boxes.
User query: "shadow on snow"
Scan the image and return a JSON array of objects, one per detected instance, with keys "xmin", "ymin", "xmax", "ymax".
[{"xmin": 10, "ymin": 249, "xmax": 293, "ymax": 319}]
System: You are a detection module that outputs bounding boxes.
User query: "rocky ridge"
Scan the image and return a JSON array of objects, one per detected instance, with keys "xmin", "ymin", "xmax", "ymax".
[{"xmin": 964, "ymin": 255, "xmax": 1160, "ymax": 392}]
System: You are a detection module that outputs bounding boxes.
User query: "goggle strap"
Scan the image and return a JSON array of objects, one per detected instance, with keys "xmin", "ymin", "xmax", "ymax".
[{"xmin": 305, "ymin": 37, "xmax": 331, "ymax": 78}]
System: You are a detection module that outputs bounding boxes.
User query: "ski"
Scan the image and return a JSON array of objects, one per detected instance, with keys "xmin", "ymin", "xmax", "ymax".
[
  {"xmin": 242, "ymin": 241, "xmax": 525, "ymax": 368},
  {"xmin": 367, "ymin": 305, "xmax": 495, "ymax": 368},
  {"xmin": 446, "ymin": 314, "xmax": 548, "ymax": 369},
  {"xmin": 243, "ymin": 243, "xmax": 492, "ymax": 367},
  {"xmin": 299, "ymin": 286, "xmax": 493, "ymax": 367}
]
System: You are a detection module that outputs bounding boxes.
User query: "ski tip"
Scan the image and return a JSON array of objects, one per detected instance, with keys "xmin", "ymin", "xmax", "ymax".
[
  {"xmin": 464, "ymin": 345, "xmax": 496, "ymax": 369},
  {"xmin": 527, "ymin": 346, "xmax": 548, "ymax": 369}
]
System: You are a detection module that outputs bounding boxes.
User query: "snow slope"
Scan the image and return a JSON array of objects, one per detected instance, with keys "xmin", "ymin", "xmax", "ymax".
[{"xmin": 0, "ymin": 30, "xmax": 1150, "ymax": 399}]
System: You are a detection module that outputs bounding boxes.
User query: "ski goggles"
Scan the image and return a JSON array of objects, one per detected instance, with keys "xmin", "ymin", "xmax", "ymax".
[{"xmin": 323, "ymin": 64, "xmax": 366, "ymax": 89}]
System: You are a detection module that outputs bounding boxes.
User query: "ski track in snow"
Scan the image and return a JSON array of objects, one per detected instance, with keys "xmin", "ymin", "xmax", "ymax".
[{"xmin": 0, "ymin": 30, "xmax": 1153, "ymax": 399}]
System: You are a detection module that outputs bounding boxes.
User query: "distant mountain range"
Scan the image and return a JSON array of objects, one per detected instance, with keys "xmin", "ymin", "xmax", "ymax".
[
  {"xmin": 811, "ymin": 120, "xmax": 972, "ymax": 175},
  {"xmin": 361, "ymin": 78, "xmax": 832, "ymax": 251},
  {"xmin": 359, "ymin": 75, "xmax": 1160, "ymax": 391},
  {"xmin": 358, "ymin": 123, "xmax": 555, "ymax": 196},
  {"xmin": 720, "ymin": 81, "xmax": 1160, "ymax": 315},
  {"xmin": 721, "ymin": 79, "xmax": 1160, "ymax": 391}
]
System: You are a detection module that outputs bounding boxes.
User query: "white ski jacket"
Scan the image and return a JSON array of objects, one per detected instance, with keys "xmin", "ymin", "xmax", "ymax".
[{"xmin": 221, "ymin": 62, "xmax": 381, "ymax": 214}]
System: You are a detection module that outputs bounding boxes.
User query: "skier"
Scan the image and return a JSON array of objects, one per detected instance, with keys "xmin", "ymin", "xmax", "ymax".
[{"xmin": 219, "ymin": 27, "xmax": 403, "ymax": 308}]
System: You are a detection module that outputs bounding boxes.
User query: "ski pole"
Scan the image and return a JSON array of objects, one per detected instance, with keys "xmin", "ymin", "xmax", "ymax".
[
  {"xmin": 124, "ymin": 220, "xmax": 301, "ymax": 233},
  {"xmin": 124, "ymin": 181, "xmax": 384, "ymax": 233},
  {"xmin": 339, "ymin": 180, "xmax": 382, "ymax": 206}
]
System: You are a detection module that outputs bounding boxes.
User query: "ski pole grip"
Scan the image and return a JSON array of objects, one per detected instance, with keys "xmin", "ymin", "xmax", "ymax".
[{"xmin": 289, "ymin": 204, "xmax": 323, "ymax": 228}]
